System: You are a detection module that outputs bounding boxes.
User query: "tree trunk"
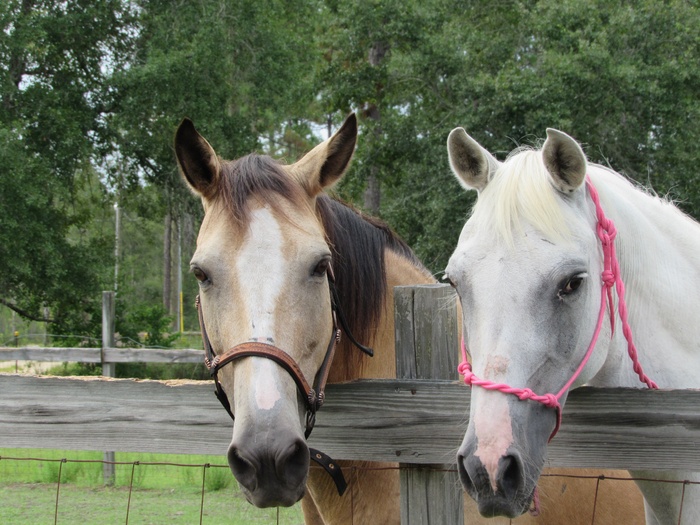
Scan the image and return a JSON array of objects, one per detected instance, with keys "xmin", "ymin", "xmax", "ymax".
[
  {"xmin": 361, "ymin": 40, "xmax": 389, "ymax": 216},
  {"xmin": 171, "ymin": 216, "xmax": 181, "ymax": 331},
  {"xmin": 364, "ymin": 169, "xmax": 381, "ymax": 215},
  {"xmin": 163, "ymin": 213, "xmax": 172, "ymax": 313}
]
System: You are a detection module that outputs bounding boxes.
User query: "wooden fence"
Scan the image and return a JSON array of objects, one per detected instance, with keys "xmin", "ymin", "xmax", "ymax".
[{"xmin": 2, "ymin": 285, "xmax": 700, "ymax": 524}]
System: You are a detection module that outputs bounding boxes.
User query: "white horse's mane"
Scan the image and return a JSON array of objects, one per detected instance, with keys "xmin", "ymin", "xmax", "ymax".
[{"xmin": 469, "ymin": 147, "xmax": 574, "ymax": 245}]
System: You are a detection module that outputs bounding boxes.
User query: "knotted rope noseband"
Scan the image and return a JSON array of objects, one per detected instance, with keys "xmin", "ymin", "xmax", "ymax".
[{"xmin": 196, "ymin": 262, "xmax": 372, "ymax": 496}]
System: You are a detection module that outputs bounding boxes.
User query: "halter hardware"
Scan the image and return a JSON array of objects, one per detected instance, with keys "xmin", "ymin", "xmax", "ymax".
[{"xmin": 195, "ymin": 262, "xmax": 372, "ymax": 496}]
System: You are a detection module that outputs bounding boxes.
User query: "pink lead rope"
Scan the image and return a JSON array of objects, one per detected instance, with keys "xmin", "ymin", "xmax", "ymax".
[
  {"xmin": 457, "ymin": 177, "xmax": 658, "ymax": 516},
  {"xmin": 458, "ymin": 177, "xmax": 658, "ymax": 438}
]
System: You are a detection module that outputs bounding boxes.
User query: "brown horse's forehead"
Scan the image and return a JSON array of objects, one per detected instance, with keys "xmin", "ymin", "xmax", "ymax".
[{"xmin": 196, "ymin": 195, "xmax": 327, "ymax": 257}]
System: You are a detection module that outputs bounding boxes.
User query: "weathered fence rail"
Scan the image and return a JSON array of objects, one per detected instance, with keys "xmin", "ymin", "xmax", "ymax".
[
  {"xmin": 3, "ymin": 374, "xmax": 700, "ymax": 471},
  {"xmin": 0, "ymin": 346, "xmax": 203, "ymax": 363}
]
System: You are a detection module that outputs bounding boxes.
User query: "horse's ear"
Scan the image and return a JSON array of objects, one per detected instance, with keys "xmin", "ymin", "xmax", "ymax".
[
  {"xmin": 174, "ymin": 118, "xmax": 221, "ymax": 200},
  {"xmin": 288, "ymin": 113, "xmax": 357, "ymax": 196},
  {"xmin": 447, "ymin": 127, "xmax": 499, "ymax": 192},
  {"xmin": 542, "ymin": 129, "xmax": 587, "ymax": 194}
]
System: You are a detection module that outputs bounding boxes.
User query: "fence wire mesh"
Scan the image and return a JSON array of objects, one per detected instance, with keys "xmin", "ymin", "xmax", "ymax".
[{"xmin": 1, "ymin": 454, "xmax": 697, "ymax": 525}]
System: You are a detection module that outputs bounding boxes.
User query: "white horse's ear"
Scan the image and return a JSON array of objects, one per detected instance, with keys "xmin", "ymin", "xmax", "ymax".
[
  {"xmin": 174, "ymin": 118, "xmax": 221, "ymax": 201},
  {"xmin": 288, "ymin": 113, "xmax": 357, "ymax": 197},
  {"xmin": 542, "ymin": 129, "xmax": 588, "ymax": 194},
  {"xmin": 447, "ymin": 127, "xmax": 499, "ymax": 192}
]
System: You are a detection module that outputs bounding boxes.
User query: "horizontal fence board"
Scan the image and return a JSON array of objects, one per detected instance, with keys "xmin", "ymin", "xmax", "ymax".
[
  {"xmin": 102, "ymin": 348, "xmax": 203, "ymax": 363},
  {"xmin": 0, "ymin": 347, "xmax": 102, "ymax": 362},
  {"xmin": 0, "ymin": 347, "xmax": 203, "ymax": 364},
  {"xmin": 2, "ymin": 374, "xmax": 700, "ymax": 471}
]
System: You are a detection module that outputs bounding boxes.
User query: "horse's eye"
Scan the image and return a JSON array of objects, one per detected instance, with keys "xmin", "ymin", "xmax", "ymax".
[
  {"xmin": 191, "ymin": 267, "xmax": 209, "ymax": 284},
  {"xmin": 443, "ymin": 274, "xmax": 456, "ymax": 288},
  {"xmin": 312, "ymin": 258, "xmax": 331, "ymax": 277},
  {"xmin": 561, "ymin": 274, "xmax": 585, "ymax": 296}
]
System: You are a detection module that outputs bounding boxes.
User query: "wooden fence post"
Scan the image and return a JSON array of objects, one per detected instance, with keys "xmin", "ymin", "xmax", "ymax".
[
  {"xmin": 395, "ymin": 284, "xmax": 464, "ymax": 525},
  {"xmin": 101, "ymin": 291, "xmax": 116, "ymax": 485}
]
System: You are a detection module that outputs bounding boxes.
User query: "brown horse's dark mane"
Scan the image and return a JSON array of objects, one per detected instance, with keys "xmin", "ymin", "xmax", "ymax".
[
  {"xmin": 316, "ymin": 195, "xmax": 427, "ymax": 350},
  {"xmin": 217, "ymin": 152, "xmax": 428, "ymax": 352}
]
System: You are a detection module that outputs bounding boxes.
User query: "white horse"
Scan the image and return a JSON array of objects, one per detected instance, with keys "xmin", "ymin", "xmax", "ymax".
[{"xmin": 444, "ymin": 126, "xmax": 700, "ymax": 524}]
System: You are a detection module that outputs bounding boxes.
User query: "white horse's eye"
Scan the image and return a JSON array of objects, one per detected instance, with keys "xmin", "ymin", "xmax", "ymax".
[
  {"xmin": 442, "ymin": 272, "xmax": 456, "ymax": 288},
  {"xmin": 561, "ymin": 274, "xmax": 586, "ymax": 296}
]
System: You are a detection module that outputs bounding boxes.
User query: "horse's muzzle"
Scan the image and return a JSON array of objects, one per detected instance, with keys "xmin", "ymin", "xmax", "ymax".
[
  {"xmin": 228, "ymin": 436, "xmax": 309, "ymax": 507},
  {"xmin": 458, "ymin": 449, "xmax": 535, "ymax": 518}
]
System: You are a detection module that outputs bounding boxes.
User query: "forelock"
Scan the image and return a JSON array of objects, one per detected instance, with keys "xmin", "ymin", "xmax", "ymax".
[
  {"xmin": 218, "ymin": 154, "xmax": 311, "ymax": 227},
  {"xmin": 468, "ymin": 148, "xmax": 572, "ymax": 245}
]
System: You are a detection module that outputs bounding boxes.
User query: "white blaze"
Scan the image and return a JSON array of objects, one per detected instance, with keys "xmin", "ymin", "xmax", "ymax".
[
  {"xmin": 236, "ymin": 207, "xmax": 286, "ymax": 410},
  {"xmin": 236, "ymin": 207, "xmax": 285, "ymax": 341}
]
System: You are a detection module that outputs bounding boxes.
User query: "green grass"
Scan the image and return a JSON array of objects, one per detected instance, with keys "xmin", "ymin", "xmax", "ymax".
[{"xmin": 0, "ymin": 449, "xmax": 304, "ymax": 525}]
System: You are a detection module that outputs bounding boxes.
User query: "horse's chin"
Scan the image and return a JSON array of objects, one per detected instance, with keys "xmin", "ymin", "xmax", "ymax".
[
  {"xmin": 473, "ymin": 490, "xmax": 534, "ymax": 519},
  {"xmin": 241, "ymin": 483, "xmax": 307, "ymax": 508},
  {"xmin": 462, "ymin": 477, "xmax": 534, "ymax": 518}
]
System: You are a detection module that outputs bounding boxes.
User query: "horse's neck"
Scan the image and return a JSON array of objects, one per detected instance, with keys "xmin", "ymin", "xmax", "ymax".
[
  {"xmin": 592, "ymin": 168, "xmax": 700, "ymax": 388},
  {"xmin": 327, "ymin": 250, "xmax": 434, "ymax": 383}
]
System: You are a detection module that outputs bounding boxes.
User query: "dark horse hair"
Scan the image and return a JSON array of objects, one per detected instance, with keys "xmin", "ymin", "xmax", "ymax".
[
  {"xmin": 218, "ymin": 153, "xmax": 428, "ymax": 355},
  {"xmin": 316, "ymin": 194, "xmax": 426, "ymax": 349}
]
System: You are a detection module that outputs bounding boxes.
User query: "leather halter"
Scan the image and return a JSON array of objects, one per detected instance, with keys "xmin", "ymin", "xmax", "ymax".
[{"xmin": 195, "ymin": 262, "xmax": 372, "ymax": 495}]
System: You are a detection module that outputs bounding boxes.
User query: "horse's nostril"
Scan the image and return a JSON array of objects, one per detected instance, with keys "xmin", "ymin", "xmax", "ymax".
[
  {"xmin": 498, "ymin": 454, "xmax": 523, "ymax": 500},
  {"xmin": 457, "ymin": 453, "xmax": 477, "ymax": 494},
  {"xmin": 228, "ymin": 447, "xmax": 257, "ymax": 492},
  {"xmin": 278, "ymin": 439, "xmax": 309, "ymax": 482}
]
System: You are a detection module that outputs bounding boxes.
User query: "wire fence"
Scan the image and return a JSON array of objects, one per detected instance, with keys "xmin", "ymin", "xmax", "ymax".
[
  {"xmin": 0, "ymin": 454, "xmax": 302, "ymax": 525},
  {"xmin": 1, "ymin": 454, "xmax": 696, "ymax": 525}
]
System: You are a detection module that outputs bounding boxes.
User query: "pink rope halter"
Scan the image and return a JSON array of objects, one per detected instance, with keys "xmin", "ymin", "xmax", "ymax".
[{"xmin": 458, "ymin": 177, "xmax": 658, "ymax": 440}]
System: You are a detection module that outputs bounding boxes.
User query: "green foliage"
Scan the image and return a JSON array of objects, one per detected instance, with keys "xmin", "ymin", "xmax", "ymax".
[
  {"xmin": 202, "ymin": 465, "xmax": 233, "ymax": 492},
  {"xmin": 41, "ymin": 459, "xmax": 98, "ymax": 485},
  {"xmin": 318, "ymin": 0, "xmax": 700, "ymax": 272},
  {"xmin": 0, "ymin": 0, "xmax": 136, "ymax": 334},
  {"xmin": 120, "ymin": 303, "xmax": 179, "ymax": 348},
  {"xmin": 0, "ymin": 449, "xmax": 304, "ymax": 524},
  {"xmin": 46, "ymin": 362, "xmax": 102, "ymax": 377},
  {"xmin": 3, "ymin": 0, "xmax": 700, "ymax": 340}
]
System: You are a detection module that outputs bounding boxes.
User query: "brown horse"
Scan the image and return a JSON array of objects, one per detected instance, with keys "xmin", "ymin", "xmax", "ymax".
[{"xmin": 174, "ymin": 114, "xmax": 643, "ymax": 524}]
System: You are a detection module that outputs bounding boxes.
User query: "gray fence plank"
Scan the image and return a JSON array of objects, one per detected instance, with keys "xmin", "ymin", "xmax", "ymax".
[
  {"xmin": 0, "ymin": 347, "xmax": 102, "ymax": 362},
  {"xmin": 0, "ymin": 347, "xmax": 203, "ymax": 363},
  {"xmin": 395, "ymin": 285, "xmax": 464, "ymax": 525},
  {"xmin": 2, "ymin": 375, "xmax": 700, "ymax": 471}
]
